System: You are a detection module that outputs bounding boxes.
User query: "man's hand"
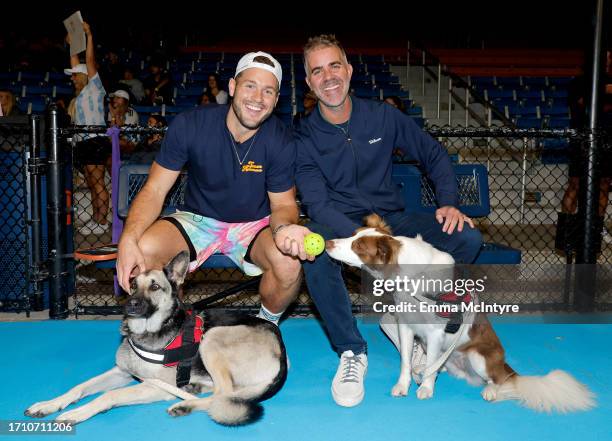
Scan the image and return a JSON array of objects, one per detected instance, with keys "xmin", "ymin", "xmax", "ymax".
[
  {"xmin": 435, "ymin": 206, "xmax": 475, "ymax": 235},
  {"xmin": 116, "ymin": 238, "xmax": 146, "ymax": 292},
  {"xmin": 82, "ymin": 21, "xmax": 91, "ymax": 37},
  {"xmin": 274, "ymin": 224, "xmax": 315, "ymax": 261}
]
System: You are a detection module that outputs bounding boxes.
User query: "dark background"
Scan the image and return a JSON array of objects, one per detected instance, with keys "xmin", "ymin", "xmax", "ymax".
[{"xmin": 1, "ymin": 1, "xmax": 604, "ymax": 50}]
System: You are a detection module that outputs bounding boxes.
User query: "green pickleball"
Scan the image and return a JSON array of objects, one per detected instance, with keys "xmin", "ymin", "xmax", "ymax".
[{"xmin": 304, "ymin": 233, "xmax": 325, "ymax": 256}]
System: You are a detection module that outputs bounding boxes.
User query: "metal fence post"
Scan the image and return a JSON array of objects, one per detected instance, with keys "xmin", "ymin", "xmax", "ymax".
[
  {"xmin": 46, "ymin": 105, "xmax": 69, "ymax": 319},
  {"xmin": 28, "ymin": 115, "xmax": 45, "ymax": 311},
  {"xmin": 448, "ymin": 77, "xmax": 453, "ymax": 125},
  {"xmin": 406, "ymin": 41, "xmax": 410, "ymax": 85},
  {"xmin": 421, "ymin": 50, "xmax": 426, "ymax": 96},
  {"xmin": 574, "ymin": 0, "xmax": 605, "ymax": 311},
  {"xmin": 437, "ymin": 64, "xmax": 441, "ymax": 119}
]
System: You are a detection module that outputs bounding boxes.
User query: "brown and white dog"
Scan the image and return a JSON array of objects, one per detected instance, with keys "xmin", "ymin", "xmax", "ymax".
[{"xmin": 326, "ymin": 214, "xmax": 595, "ymax": 413}]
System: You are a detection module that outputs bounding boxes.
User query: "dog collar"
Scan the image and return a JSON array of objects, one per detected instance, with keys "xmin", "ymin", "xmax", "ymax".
[{"xmin": 127, "ymin": 308, "xmax": 204, "ymax": 387}]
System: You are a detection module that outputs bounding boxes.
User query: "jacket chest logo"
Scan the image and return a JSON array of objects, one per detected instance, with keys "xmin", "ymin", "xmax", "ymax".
[{"xmin": 369, "ymin": 137, "xmax": 382, "ymax": 144}]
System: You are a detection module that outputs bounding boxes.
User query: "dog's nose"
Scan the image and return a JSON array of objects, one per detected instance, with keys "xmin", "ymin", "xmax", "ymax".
[
  {"xmin": 125, "ymin": 297, "xmax": 147, "ymax": 317},
  {"xmin": 325, "ymin": 240, "xmax": 335, "ymax": 251}
]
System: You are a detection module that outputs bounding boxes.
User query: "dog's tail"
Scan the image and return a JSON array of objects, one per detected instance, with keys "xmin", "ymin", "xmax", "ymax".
[
  {"xmin": 206, "ymin": 396, "xmax": 263, "ymax": 426},
  {"xmin": 497, "ymin": 370, "xmax": 595, "ymax": 413}
]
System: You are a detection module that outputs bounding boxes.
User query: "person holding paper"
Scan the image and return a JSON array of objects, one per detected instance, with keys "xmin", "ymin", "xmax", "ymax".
[{"xmin": 65, "ymin": 21, "xmax": 110, "ymax": 236}]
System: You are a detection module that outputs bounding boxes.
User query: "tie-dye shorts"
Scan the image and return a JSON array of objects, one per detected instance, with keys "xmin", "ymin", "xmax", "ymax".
[{"xmin": 162, "ymin": 211, "xmax": 270, "ymax": 276}]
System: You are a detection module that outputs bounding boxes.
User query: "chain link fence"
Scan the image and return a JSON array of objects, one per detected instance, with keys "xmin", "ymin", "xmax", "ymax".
[
  {"xmin": 0, "ymin": 117, "xmax": 33, "ymax": 312},
  {"xmin": 61, "ymin": 124, "xmax": 611, "ymax": 314}
]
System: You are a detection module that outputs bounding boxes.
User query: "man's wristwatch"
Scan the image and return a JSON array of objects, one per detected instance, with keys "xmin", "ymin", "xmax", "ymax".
[{"xmin": 271, "ymin": 224, "xmax": 290, "ymax": 238}]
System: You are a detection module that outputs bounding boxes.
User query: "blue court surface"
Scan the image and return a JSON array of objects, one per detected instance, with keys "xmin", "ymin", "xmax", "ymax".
[{"xmin": 2, "ymin": 317, "xmax": 611, "ymax": 441}]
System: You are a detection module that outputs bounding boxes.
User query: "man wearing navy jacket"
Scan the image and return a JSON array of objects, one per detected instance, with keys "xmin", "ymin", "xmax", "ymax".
[{"xmin": 295, "ymin": 35, "xmax": 483, "ymax": 407}]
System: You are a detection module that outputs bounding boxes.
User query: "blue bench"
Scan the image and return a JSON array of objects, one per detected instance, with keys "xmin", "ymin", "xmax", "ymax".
[
  {"xmin": 391, "ymin": 163, "xmax": 522, "ymax": 264},
  {"xmin": 117, "ymin": 163, "xmax": 521, "ymax": 265}
]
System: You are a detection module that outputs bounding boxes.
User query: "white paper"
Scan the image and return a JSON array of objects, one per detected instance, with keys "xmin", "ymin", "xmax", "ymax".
[{"xmin": 63, "ymin": 11, "xmax": 86, "ymax": 56}]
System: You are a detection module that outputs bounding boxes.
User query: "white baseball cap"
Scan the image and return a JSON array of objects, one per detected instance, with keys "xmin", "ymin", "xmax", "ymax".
[
  {"xmin": 235, "ymin": 51, "xmax": 282, "ymax": 87},
  {"xmin": 64, "ymin": 64, "xmax": 88, "ymax": 76},
  {"xmin": 109, "ymin": 90, "xmax": 130, "ymax": 101}
]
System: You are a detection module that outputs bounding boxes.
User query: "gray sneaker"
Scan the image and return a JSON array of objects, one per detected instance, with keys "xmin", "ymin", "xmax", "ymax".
[{"xmin": 331, "ymin": 350, "xmax": 367, "ymax": 407}]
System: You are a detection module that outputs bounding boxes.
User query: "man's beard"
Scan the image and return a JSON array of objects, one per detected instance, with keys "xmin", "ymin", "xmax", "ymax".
[{"xmin": 231, "ymin": 99, "xmax": 271, "ymax": 130}]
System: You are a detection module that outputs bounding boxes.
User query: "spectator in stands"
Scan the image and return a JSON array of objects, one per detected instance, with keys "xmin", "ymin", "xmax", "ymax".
[
  {"xmin": 294, "ymin": 35, "xmax": 483, "ymax": 408},
  {"xmin": 65, "ymin": 22, "xmax": 110, "ymax": 236},
  {"xmin": 107, "ymin": 89, "xmax": 140, "ymax": 157},
  {"xmin": 119, "ymin": 68, "xmax": 145, "ymax": 103},
  {"xmin": 198, "ymin": 90, "xmax": 216, "ymax": 106},
  {"xmin": 129, "ymin": 114, "xmax": 167, "ymax": 163},
  {"xmin": 205, "ymin": 73, "xmax": 229, "ymax": 104},
  {"xmin": 100, "ymin": 50, "xmax": 125, "ymax": 92},
  {"xmin": 293, "ymin": 90, "xmax": 317, "ymax": 126},
  {"xmin": 0, "ymin": 89, "xmax": 22, "ymax": 116},
  {"xmin": 384, "ymin": 95, "xmax": 407, "ymax": 113},
  {"xmin": 143, "ymin": 59, "xmax": 172, "ymax": 105},
  {"xmin": 116, "ymin": 51, "xmax": 313, "ymax": 329},
  {"xmin": 556, "ymin": 49, "xmax": 612, "ymax": 252}
]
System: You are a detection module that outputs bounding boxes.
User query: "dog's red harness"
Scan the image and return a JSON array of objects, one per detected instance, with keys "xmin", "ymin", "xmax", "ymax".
[
  {"xmin": 127, "ymin": 308, "xmax": 204, "ymax": 387},
  {"xmin": 162, "ymin": 311, "xmax": 204, "ymax": 367},
  {"xmin": 431, "ymin": 292, "xmax": 473, "ymax": 334}
]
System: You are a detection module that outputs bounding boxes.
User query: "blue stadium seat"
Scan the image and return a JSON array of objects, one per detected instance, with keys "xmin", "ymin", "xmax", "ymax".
[
  {"xmin": 505, "ymin": 104, "xmax": 538, "ymax": 118},
  {"xmin": 547, "ymin": 117, "xmax": 571, "ymax": 128},
  {"xmin": 548, "ymin": 77, "xmax": 573, "ymax": 87},
  {"xmin": 52, "ymin": 86, "xmax": 73, "ymax": 97},
  {"xmin": 515, "ymin": 117, "xmax": 542, "ymax": 129},
  {"xmin": 133, "ymin": 105, "xmax": 162, "ymax": 114},
  {"xmin": 174, "ymin": 85, "xmax": 205, "ymax": 97},
  {"xmin": 546, "ymin": 89, "xmax": 569, "ymax": 99},
  {"xmin": 485, "ymin": 89, "xmax": 515, "ymax": 100},
  {"xmin": 17, "ymin": 72, "xmax": 46, "ymax": 84},
  {"xmin": 496, "ymin": 77, "xmax": 522, "ymax": 88},
  {"xmin": 405, "ymin": 106, "xmax": 423, "ymax": 116},
  {"xmin": 24, "ymin": 85, "xmax": 54, "ymax": 97},
  {"xmin": 470, "ymin": 76, "xmax": 496, "ymax": 89},
  {"xmin": 353, "ymin": 87, "xmax": 380, "ymax": 99},
  {"xmin": 391, "ymin": 163, "xmax": 521, "ymax": 264},
  {"xmin": 173, "ymin": 96, "xmax": 199, "ymax": 107},
  {"xmin": 516, "ymin": 89, "xmax": 544, "ymax": 100},
  {"xmin": 522, "ymin": 77, "xmax": 547, "ymax": 88},
  {"xmin": 540, "ymin": 105, "xmax": 569, "ymax": 117}
]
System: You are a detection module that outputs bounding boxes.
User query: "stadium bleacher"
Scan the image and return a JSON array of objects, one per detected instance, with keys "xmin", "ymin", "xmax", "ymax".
[{"xmin": 1, "ymin": 50, "xmax": 422, "ymax": 126}]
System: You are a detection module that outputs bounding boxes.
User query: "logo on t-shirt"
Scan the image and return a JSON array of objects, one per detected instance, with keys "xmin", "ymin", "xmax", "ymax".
[{"xmin": 242, "ymin": 161, "xmax": 263, "ymax": 173}]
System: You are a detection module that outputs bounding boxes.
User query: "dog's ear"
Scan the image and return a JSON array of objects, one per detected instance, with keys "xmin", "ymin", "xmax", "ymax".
[
  {"xmin": 376, "ymin": 236, "xmax": 401, "ymax": 264},
  {"xmin": 163, "ymin": 251, "xmax": 190, "ymax": 287},
  {"xmin": 363, "ymin": 213, "xmax": 392, "ymax": 235}
]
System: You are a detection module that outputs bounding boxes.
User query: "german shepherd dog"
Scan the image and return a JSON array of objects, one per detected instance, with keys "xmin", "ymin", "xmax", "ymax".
[{"xmin": 25, "ymin": 251, "xmax": 287, "ymax": 425}]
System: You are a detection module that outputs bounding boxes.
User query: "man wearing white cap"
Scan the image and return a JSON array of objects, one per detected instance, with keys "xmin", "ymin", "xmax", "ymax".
[
  {"xmin": 65, "ymin": 21, "xmax": 110, "ymax": 236},
  {"xmin": 117, "ymin": 51, "xmax": 314, "ymax": 326}
]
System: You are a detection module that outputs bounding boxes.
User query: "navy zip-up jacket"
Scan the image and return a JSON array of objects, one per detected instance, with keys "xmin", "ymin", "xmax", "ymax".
[{"xmin": 294, "ymin": 97, "xmax": 457, "ymax": 237}]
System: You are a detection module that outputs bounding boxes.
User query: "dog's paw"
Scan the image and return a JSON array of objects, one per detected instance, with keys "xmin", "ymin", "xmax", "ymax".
[
  {"xmin": 481, "ymin": 384, "xmax": 498, "ymax": 402},
  {"xmin": 167, "ymin": 402, "xmax": 194, "ymax": 417},
  {"xmin": 55, "ymin": 407, "xmax": 90, "ymax": 424},
  {"xmin": 391, "ymin": 382, "xmax": 409, "ymax": 397},
  {"xmin": 416, "ymin": 385, "xmax": 434, "ymax": 400},
  {"xmin": 25, "ymin": 400, "xmax": 63, "ymax": 418}
]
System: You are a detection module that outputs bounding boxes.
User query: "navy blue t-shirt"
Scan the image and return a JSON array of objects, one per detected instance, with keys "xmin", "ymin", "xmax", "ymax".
[{"xmin": 156, "ymin": 105, "xmax": 295, "ymax": 222}]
